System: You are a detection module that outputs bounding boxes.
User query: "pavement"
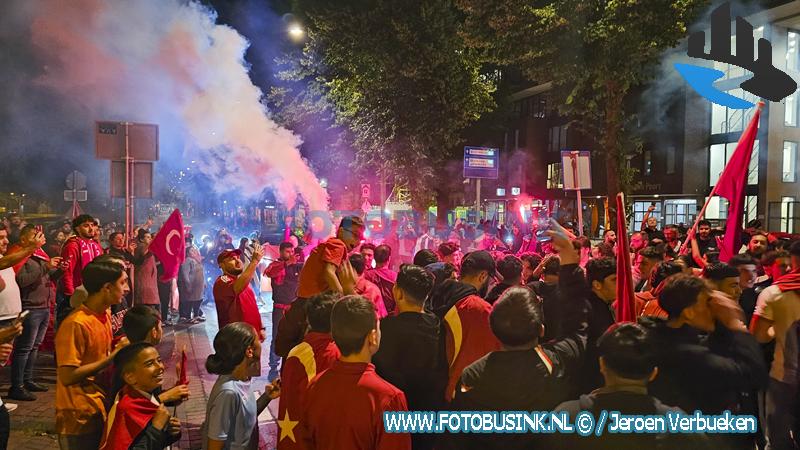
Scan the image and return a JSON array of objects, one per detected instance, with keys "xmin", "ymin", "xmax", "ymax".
[{"xmin": 1, "ymin": 296, "xmax": 281, "ymax": 449}]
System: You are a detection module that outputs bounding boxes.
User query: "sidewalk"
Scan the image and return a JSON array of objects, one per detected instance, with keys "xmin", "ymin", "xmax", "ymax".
[{"xmin": 1, "ymin": 299, "xmax": 281, "ymax": 449}]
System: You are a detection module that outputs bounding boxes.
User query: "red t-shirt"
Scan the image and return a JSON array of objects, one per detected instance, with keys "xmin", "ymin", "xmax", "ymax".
[
  {"xmin": 297, "ymin": 238, "xmax": 348, "ymax": 298},
  {"xmin": 213, "ymin": 274, "xmax": 264, "ymax": 340},
  {"xmin": 301, "ymin": 361, "xmax": 411, "ymax": 450},
  {"xmin": 277, "ymin": 332, "xmax": 340, "ymax": 450}
]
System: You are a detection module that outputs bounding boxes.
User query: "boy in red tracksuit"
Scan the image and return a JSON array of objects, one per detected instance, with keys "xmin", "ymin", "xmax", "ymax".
[
  {"xmin": 301, "ymin": 296, "xmax": 410, "ymax": 450},
  {"xmin": 277, "ymin": 292, "xmax": 340, "ymax": 449}
]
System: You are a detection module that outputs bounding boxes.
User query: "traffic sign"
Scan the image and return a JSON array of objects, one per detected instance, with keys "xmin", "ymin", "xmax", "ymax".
[
  {"xmin": 361, "ymin": 199, "xmax": 372, "ymax": 214},
  {"xmin": 463, "ymin": 146, "xmax": 499, "ymax": 179},
  {"xmin": 361, "ymin": 184, "xmax": 371, "ymax": 198}
]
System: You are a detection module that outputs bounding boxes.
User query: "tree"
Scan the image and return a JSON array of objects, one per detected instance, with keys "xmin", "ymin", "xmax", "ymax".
[
  {"xmin": 457, "ymin": 0, "xmax": 707, "ymax": 198},
  {"xmin": 293, "ymin": 0, "xmax": 495, "ymax": 213}
]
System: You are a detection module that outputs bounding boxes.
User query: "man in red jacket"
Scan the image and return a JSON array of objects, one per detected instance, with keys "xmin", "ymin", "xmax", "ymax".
[
  {"xmin": 56, "ymin": 215, "xmax": 103, "ymax": 327},
  {"xmin": 440, "ymin": 250, "xmax": 501, "ymax": 401},
  {"xmin": 277, "ymin": 292, "xmax": 340, "ymax": 450},
  {"xmin": 300, "ymin": 296, "xmax": 410, "ymax": 450},
  {"xmin": 213, "ymin": 245, "xmax": 265, "ymax": 341}
]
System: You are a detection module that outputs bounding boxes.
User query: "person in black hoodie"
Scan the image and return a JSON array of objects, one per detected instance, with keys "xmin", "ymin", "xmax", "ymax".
[
  {"xmin": 644, "ymin": 273, "xmax": 767, "ymax": 450},
  {"xmin": 528, "ymin": 255, "xmax": 561, "ymax": 341},
  {"xmin": 579, "ymin": 256, "xmax": 617, "ymax": 393},
  {"xmin": 554, "ymin": 323, "xmax": 709, "ymax": 450},
  {"xmin": 444, "ymin": 221, "xmax": 588, "ymax": 450},
  {"xmin": 373, "ymin": 264, "xmax": 447, "ymax": 450}
]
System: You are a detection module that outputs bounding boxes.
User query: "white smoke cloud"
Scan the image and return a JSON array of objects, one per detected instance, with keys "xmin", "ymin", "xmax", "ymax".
[{"xmin": 25, "ymin": 0, "xmax": 328, "ymax": 210}]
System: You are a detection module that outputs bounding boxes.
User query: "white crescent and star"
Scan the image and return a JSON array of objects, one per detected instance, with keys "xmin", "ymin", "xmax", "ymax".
[{"xmin": 165, "ymin": 230, "xmax": 181, "ymax": 256}]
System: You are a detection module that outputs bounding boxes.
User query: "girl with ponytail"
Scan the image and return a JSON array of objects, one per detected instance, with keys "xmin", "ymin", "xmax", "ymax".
[{"xmin": 203, "ymin": 323, "xmax": 280, "ymax": 450}]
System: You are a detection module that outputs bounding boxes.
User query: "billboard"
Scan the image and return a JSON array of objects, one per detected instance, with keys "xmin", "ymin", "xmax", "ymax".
[{"xmin": 463, "ymin": 146, "xmax": 499, "ymax": 179}]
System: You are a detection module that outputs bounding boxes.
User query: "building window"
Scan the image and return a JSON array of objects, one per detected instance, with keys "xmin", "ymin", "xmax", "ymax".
[
  {"xmin": 644, "ymin": 150, "xmax": 653, "ymax": 176},
  {"xmin": 547, "ymin": 163, "xmax": 563, "ymax": 189},
  {"xmin": 704, "ymin": 196, "xmax": 728, "ymax": 220},
  {"xmin": 788, "ymin": 30, "xmax": 800, "ymax": 72},
  {"xmin": 784, "ymin": 141, "xmax": 798, "ymax": 182},
  {"xmin": 666, "ymin": 146, "xmax": 676, "ymax": 174},
  {"xmin": 631, "ymin": 201, "xmax": 662, "ymax": 231},
  {"xmin": 787, "ymin": 90, "xmax": 799, "ymax": 127},
  {"xmin": 782, "ymin": 196, "xmax": 796, "ymax": 233},
  {"xmin": 549, "ymin": 125, "xmax": 568, "ymax": 152},
  {"xmin": 746, "ymin": 196, "xmax": 758, "ymax": 224},
  {"xmin": 664, "ymin": 199, "xmax": 697, "ymax": 226},
  {"xmin": 709, "ymin": 140, "xmax": 759, "ymax": 186},
  {"xmin": 711, "ymin": 88, "xmax": 760, "ymax": 134}
]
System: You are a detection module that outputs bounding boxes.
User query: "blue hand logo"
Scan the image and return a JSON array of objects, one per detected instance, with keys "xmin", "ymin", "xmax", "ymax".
[
  {"xmin": 674, "ymin": 64, "xmax": 754, "ymax": 109},
  {"xmin": 677, "ymin": 2, "xmax": 796, "ymax": 108}
]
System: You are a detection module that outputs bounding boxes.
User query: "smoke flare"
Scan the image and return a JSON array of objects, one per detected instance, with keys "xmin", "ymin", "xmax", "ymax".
[{"xmin": 27, "ymin": 0, "xmax": 327, "ymax": 210}]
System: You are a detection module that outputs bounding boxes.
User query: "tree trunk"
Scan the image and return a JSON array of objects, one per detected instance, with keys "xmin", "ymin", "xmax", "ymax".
[
  {"xmin": 603, "ymin": 81, "xmax": 625, "ymax": 228},
  {"xmin": 436, "ymin": 188, "xmax": 449, "ymax": 230},
  {"xmin": 604, "ymin": 83, "xmax": 623, "ymax": 199}
]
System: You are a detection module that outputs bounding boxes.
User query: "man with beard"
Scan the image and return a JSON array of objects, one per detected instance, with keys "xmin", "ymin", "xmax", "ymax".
[
  {"xmin": 213, "ymin": 244, "xmax": 265, "ymax": 341},
  {"xmin": 603, "ymin": 229, "xmax": 617, "ymax": 247},
  {"xmin": 275, "ymin": 216, "xmax": 362, "ymax": 357},
  {"xmin": 663, "ymin": 224, "xmax": 682, "ymax": 256},
  {"xmin": 745, "ymin": 233, "xmax": 769, "ymax": 273},
  {"xmin": 690, "ymin": 220, "xmax": 719, "ymax": 267},
  {"xmin": 264, "ymin": 241, "xmax": 303, "ymax": 376},
  {"xmin": 57, "ymin": 215, "xmax": 104, "ymax": 327},
  {"xmin": 427, "ymin": 250, "xmax": 501, "ymax": 401}
]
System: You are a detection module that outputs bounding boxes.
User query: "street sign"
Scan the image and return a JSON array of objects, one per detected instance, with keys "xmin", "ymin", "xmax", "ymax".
[
  {"xmin": 64, "ymin": 170, "xmax": 88, "ymax": 203},
  {"xmin": 96, "ymin": 122, "xmax": 159, "ymax": 161},
  {"xmin": 64, "ymin": 190, "xmax": 88, "ymax": 202},
  {"xmin": 463, "ymin": 146, "xmax": 499, "ymax": 179},
  {"xmin": 66, "ymin": 171, "xmax": 87, "ymax": 191},
  {"xmin": 361, "ymin": 199, "xmax": 371, "ymax": 214},
  {"xmin": 110, "ymin": 161, "xmax": 154, "ymax": 198},
  {"xmin": 561, "ymin": 150, "xmax": 592, "ymax": 190},
  {"xmin": 361, "ymin": 184, "xmax": 371, "ymax": 198}
]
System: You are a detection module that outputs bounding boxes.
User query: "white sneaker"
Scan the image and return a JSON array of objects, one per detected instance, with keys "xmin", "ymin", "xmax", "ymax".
[{"xmin": 4, "ymin": 403, "xmax": 18, "ymax": 412}]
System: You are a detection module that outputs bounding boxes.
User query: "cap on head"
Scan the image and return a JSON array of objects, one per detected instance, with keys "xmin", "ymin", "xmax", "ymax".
[{"xmin": 217, "ymin": 249, "xmax": 242, "ymax": 265}]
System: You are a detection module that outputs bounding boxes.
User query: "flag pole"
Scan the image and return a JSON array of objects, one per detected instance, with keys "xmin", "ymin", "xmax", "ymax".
[{"xmin": 679, "ymin": 100, "xmax": 764, "ymax": 254}]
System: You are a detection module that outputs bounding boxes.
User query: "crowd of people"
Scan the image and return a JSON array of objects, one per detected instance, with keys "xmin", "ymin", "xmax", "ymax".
[{"xmin": 0, "ymin": 207, "xmax": 798, "ymax": 450}]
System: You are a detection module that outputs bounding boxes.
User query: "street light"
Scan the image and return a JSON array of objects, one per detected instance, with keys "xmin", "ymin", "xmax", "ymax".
[{"xmin": 288, "ymin": 23, "xmax": 304, "ymax": 40}]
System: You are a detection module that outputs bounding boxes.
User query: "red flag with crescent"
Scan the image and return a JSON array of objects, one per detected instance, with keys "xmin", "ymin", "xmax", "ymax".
[{"xmin": 149, "ymin": 209, "xmax": 186, "ymax": 282}]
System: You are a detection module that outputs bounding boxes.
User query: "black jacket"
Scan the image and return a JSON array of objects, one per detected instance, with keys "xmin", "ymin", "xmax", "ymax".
[
  {"xmin": 643, "ymin": 318, "xmax": 768, "ymax": 415},
  {"xmin": 484, "ymin": 282, "xmax": 514, "ymax": 305},
  {"xmin": 129, "ymin": 420, "xmax": 181, "ymax": 450},
  {"xmin": 561, "ymin": 261, "xmax": 615, "ymax": 394},
  {"xmin": 554, "ymin": 387, "xmax": 710, "ymax": 450},
  {"xmin": 528, "ymin": 280, "xmax": 562, "ymax": 341},
  {"xmin": 443, "ymin": 264, "xmax": 589, "ymax": 450},
  {"xmin": 374, "ymin": 311, "xmax": 448, "ymax": 450},
  {"xmin": 426, "ymin": 279, "xmax": 476, "ymax": 320}
]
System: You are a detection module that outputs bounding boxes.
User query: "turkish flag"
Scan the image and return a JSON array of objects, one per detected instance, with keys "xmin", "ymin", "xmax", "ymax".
[
  {"xmin": 715, "ymin": 104, "xmax": 762, "ymax": 262},
  {"xmin": 149, "ymin": 209, "xmax": 185, "ymax": 282},
  {"xmin": 614, "ymin": 193, "xmax": 637, "ymax": 323}
]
